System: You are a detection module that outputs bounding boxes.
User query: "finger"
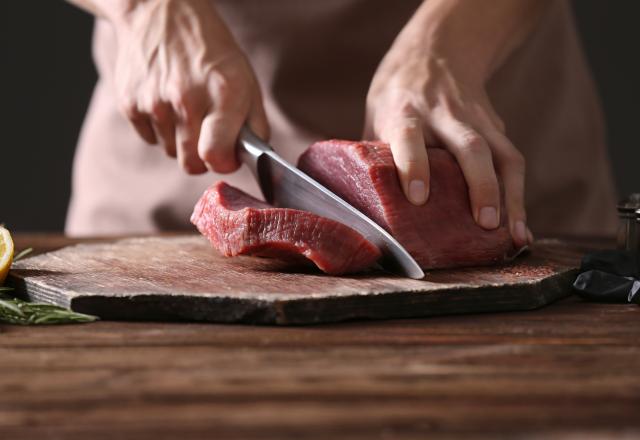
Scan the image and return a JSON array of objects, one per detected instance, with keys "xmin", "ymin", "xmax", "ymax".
[
  {"xmin": 482, "ymin": 127, "xmax": 528, "ymax": 247},
  {"xmin": 196, "ymin": 74, "xmax": 253, "ymax": 173},
  {"xmin": 476, "ymin": 99, "xmax": 506, "ymax": 134},
  {"xmin": 432, "ymin": 116, "xmax": 500, "ymax": 229},
  {"xmin": 167, "ymin": 87, "xmax": 210, "ymax": 174},
  {"xmin": 247, "ymin": 93, "xmax": 270, "ymax": 142},
  {"xmin": 383, "ymin": 114, "xmax": 430, "ymax": 205},
  {"xmin": 198, "ymin": 109, "xmax": 245, "ymax": 174},
  {"xmin": 175, "ymin": 117, "xmax": 207, "ymax": 175},
  {"xmin": 150, "ymin": 101, "xmax": 177, "ymax": 158},
  {"xmin": 363, "ymin": 118, "xmax": 374, "ymax": 141},
  {"xmin": 362, "ymin": 102, "xmax": 375, "ymax": 140},
  {"xmin": 124, "ymin": 105, "xmax": 157, "ymax": 145}
]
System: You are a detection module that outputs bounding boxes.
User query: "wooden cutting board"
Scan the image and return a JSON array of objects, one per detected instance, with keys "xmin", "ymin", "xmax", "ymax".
[{"xmin": 7, "ymin": 235, "xmax": 583, "ymax": 325}]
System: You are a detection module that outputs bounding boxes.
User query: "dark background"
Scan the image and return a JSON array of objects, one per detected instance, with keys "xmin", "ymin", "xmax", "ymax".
[{"xmin": 1, "ymin": 1, "xmax": 638, "ymax": 232}]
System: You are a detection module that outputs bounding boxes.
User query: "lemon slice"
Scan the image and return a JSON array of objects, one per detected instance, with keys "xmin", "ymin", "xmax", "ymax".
[{"xmin": 0, "ymin": 227, "xmax": 14, "ymax": 284}]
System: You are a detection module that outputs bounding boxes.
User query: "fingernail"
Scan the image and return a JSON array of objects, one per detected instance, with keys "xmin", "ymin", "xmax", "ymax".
[
  {"xmin": 513, "ymin": 220, "xmax": 527, "ymax": 246},
  {"xmin": 526, "ymin": 226, "xmax": 535, "ymax": 244},
  {"xmin": 477, "ymin": 206, "xmax": 499, "ymax": 229},
  {"xmin": 408, "ymin": 180, "xmax": 427, "ymax": 205}
]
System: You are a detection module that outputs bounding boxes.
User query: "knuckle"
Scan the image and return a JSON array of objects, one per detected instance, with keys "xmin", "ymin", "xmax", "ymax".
[
  {"xmin": 401, "ymin": 158, "xmax": 428, "ymax": 170},
  {"xmin": 210, "ymin": 75, "xmax": 242, "ymax": 102},
  {"xmin": 171, "ymin": 89, "xmax": 204, "ymax": 119},
  {"xmin": 504, "ymin": 149, "xmax": 526, "ymax": 172},
  {"xmin": 473, "ymin": 179, "xmax": 499, "ymax": 198},
  {"xmin": 457, "ymin": 133, "xmax": 487, "ymax": 155},
  {"xmin": 441, "ymin": 95, "xmax": 464, "ymax": 117},
  {"xmin": 213, "ymin": 84, "xmax": 250, "ymax": 115},
  {"xmin": 394, "ymin": 119, "xmax": 422, "ymax": 139},
  {"xmin": 211, "ymin": 77, "xmax": 232, "ymax": 97},
  {"xmin": 397, "ymin": 100, "xmax": 418, "ymax": 117},
  {"xmin": 389, "ymin": 91, "xmax": 419, "ymax": 116}
]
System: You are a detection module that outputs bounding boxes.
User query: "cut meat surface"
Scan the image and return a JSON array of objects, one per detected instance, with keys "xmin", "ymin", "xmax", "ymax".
[
  {"xmin": 193, "ymin": 141, "xmax": 517, "ymax": 275},
  {"xmin": 298, "ymin": 140, "xmax": 515, "ymax": 269},
  {"xmin": 191, "ymin": 182, "xmax": 382, "ymax": 275}
]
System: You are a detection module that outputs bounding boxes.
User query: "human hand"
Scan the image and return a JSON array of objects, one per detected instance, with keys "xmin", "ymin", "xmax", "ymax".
[
  {"xmin": 364, "ymin": 0, "xmax": 544, "ymax": 248},
  {"xmin": 110, "ymin": 0, "xmax": 268, "ymax": 173}
]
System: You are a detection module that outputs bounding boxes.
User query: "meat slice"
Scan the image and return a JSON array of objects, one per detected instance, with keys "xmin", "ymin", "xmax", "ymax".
[
  {"xmin": 298, "ymin": 141, "xmax": 515, "ymax": 269},
  {"xmin": 191, "ymin": 181, "xmax": 382, "ymax": 275}
]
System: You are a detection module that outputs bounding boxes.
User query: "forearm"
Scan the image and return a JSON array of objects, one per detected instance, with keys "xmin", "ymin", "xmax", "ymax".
[
  {"xmin": 66, "ymin": 0, "xmax": 226, "ymax": 33},
  {"xmin": 403, "ymin": 0, "xmax": 553, "ymax": 84},
  {"xmin": 65, "ymin": 0, "xmax": 136, "ymax": 22},
  {"xmin": 67, "ymin": 0, "xmax": 238, "ymax": 54}
]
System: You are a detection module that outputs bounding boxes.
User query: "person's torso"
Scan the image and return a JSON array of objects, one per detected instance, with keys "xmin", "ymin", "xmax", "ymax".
[{"xmin": 67, "ymin": 0, "xmax": 618, "ymax": 237}]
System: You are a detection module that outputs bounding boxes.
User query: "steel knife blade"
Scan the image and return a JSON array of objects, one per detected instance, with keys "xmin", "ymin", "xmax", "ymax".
[{"xmin": 237, "ymin": 126, "xmax": 424, "ymax": 279}]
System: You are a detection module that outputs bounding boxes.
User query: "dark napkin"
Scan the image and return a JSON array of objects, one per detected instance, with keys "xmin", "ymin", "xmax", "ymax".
[{"xmin": 573, "ymin": 250, "xmax": 640, "ymax": 304}]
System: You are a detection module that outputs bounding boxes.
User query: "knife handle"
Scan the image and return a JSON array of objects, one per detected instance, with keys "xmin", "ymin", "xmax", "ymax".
[{"xmin": 237, "ymin": 125, "xmax": 273, "ymax": 178}]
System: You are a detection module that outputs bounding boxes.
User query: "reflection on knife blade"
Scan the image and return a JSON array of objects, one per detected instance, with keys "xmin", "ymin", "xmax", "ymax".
[{"xmin": 237, "ymin": 126, "xmax": 425, "ymax": 279}]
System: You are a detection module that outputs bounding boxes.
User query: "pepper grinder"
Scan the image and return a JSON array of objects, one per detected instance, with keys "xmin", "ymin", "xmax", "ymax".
[{"xmin": 617, "ymin": 193, "xmax": 640, "ymax": 253}]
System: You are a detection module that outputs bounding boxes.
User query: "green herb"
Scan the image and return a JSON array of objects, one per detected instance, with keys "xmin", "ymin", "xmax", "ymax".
[
  {"xmin": 1, "ymin": 241, "xmax": 97, "ymax": 325},
  {"xmin": 0, "ymin": 291, "xmax": 98, "ymax": 325},
  {"xmin": 13, "ymin": 247, "xmax": 33, "ymax": 262}
]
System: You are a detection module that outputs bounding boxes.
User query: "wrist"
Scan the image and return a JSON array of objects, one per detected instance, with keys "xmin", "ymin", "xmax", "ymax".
[
  {"xmin": 105, "ymin": 0, "xmax": 205, "ymax": 28},
  {"xmin": 423, "ymin": 33, "xmax": 493, "ymax": 87},
  {"xmin": 387, "ymin": 24, "xmax": 490, "ymax": 88},
  {"xmin": 402, "ymin": 5, "xmax": 495, "ymax": 85},
  {"xmin": 396, "ymin": 0, "xmax": 551, "ymax": 86},
  {"xmin": 105, "ymin": 0, "xmax": 157, "ymax": 29}
]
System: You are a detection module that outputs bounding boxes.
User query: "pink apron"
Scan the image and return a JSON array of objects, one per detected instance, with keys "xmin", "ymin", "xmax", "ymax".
[{"xmin": 66, "ymin": 0, "xmax": 618, "ymax": 237}]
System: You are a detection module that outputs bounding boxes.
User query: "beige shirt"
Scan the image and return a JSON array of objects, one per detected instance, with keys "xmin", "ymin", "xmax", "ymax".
[{"xmin": 66, "ymin": 0, "xmax": 618, "ymax": 237}]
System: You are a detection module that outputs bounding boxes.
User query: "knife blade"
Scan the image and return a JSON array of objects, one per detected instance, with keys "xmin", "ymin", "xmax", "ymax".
[{"xmin": 237, "ymin": 126, "xmax": 424, "ymax": 279}]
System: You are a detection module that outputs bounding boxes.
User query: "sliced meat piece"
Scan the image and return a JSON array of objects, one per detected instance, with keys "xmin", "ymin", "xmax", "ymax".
[
  {"xmin": 191, "ymin": 181, "xmax": 382, "ymax": 275},
  {"xmin": 298, "ymin": 140, "xmax": 515, "ymax": 269}
]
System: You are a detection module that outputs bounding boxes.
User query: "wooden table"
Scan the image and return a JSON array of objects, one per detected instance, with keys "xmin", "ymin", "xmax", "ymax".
[{"xmin": 1, "ymin": 234, "xmax": 639, "ymax": 439}]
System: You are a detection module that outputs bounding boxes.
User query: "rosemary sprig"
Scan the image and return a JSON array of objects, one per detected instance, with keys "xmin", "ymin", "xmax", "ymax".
[
  {"xmin": 1, "ymin": 238, "xmax": 98, "ymax": 325},
  {"xmin": 0, "ymin": 291, "xmax": 98, "ymax": 325},
  {"xmin": 13, "ymin": 247, "xmax": 33, "ymax": 262}
]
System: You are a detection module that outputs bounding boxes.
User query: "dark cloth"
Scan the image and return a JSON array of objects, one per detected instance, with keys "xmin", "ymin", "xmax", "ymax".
[{"xmin": 573, "ymin": 250, "xmax": 640, "ymax": 304}]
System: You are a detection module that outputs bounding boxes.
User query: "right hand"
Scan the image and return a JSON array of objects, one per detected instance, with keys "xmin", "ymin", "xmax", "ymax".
[{"xmin": 110, "ymin": 0, "xmax": 269, "ymax": 174}]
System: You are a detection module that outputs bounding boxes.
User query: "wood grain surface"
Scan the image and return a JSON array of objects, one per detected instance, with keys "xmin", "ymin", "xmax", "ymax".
[
  {"xmin": 1, "ymin": 235, "xmax": 639, "ymax": 439},
  {"xmin": 9, "ymin": 235, "xmax": 581, "ymax": 324}
]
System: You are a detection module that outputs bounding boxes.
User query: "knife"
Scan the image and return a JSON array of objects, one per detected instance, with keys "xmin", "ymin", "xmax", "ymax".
[{"xmin": 237, "ymin": 125, "xmax": 425, "ymax": 279}]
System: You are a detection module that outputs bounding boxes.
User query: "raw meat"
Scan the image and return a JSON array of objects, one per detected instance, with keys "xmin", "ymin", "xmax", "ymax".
[
  {"xmin": 298, "ymin": 140, "xmax": 515, "ymax": 269},
  {"xmin": 191, "ymin": 181, "xmax": 382, "ymax": 275}
]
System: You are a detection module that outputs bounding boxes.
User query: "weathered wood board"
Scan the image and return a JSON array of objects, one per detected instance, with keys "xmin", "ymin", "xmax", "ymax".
[{"xmin": 7, "ymin": 235, "xmax": 582, "ymax": 324}]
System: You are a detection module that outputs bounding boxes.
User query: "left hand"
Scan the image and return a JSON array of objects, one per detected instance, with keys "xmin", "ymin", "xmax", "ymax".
[{"xmin": 364, "ymin": 0, "xmax": 543, "ymax": 249}]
